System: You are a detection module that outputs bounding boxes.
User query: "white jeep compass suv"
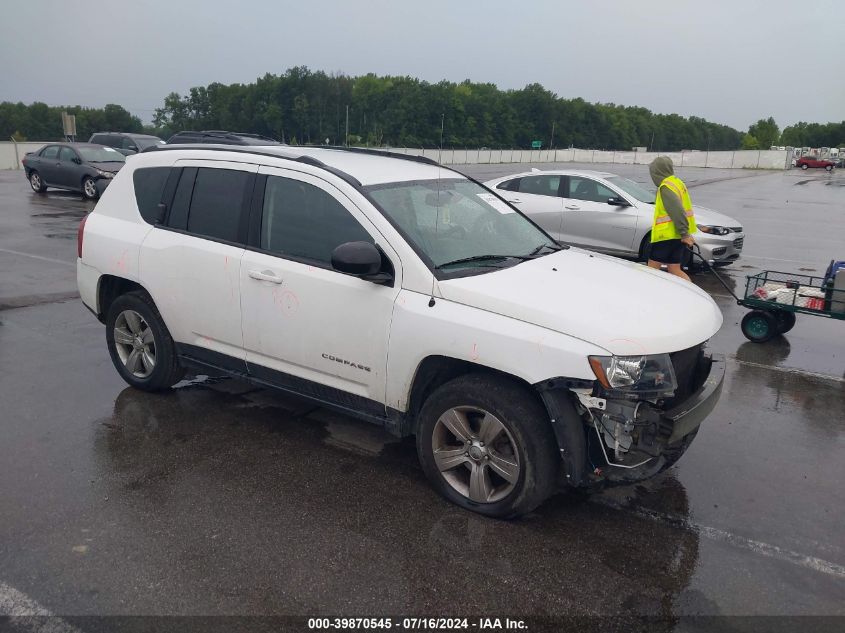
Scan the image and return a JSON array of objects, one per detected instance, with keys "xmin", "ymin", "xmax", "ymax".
[{"xmin": 77, "ymin": 145, "xmax": 725, "ymax": 518}]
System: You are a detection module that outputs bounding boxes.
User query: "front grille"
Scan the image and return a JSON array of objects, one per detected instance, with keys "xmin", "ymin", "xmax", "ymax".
[{"xmin": 733, "ymin": 237, "xmax": 744, "ymax": 250}]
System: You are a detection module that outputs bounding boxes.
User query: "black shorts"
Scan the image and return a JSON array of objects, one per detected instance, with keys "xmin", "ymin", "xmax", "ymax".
[{"xmin": 649, "ymin": 239, "xmax": 686, "ymax": 264}]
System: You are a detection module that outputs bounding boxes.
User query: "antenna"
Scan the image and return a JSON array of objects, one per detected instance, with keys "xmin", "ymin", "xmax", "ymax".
[{"xmin": 429, "ymin": 113, "xmax": 445, "ymax": 308}]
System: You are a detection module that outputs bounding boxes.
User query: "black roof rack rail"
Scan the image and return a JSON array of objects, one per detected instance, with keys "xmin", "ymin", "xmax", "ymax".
[
  {"xmin": 140, "ymin": 144, "xmax": 362, "ymax": 188},
  {"xmin": 319, "ymin": 145, "xmax": 439, "ymax": 166}
]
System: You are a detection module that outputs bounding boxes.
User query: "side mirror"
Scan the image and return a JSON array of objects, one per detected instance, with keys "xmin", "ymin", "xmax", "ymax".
[
  {"xmin": 607, "ymin": 196, "xmax": 630, "ymax": 207},
  {"xmin": 331, "ymin": 241, "xmax": 393, "ymax": 284}
]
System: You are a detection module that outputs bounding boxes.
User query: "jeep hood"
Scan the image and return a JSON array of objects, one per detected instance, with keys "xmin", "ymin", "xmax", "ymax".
[{"xmin": 437, "ymin": 249, "xmax": 723, "ymax": 356}]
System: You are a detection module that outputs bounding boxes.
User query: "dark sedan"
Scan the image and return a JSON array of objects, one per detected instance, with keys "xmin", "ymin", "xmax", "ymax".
[{"xmin": 22, "ymin": 143, "xmax": 126, "ymax": 199}]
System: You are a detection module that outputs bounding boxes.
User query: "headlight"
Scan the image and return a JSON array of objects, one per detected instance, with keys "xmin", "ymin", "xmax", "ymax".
[
  {"xmin": 698, "ymin": 225, "xmax": 730, "ymax": 236},
  {"xmin": 96, "ymin": 169, "xmax": 114, "ymax": 179},
  {"xmin": 588, "ymin": 353, "xmax": 677, "ymax": 395}
]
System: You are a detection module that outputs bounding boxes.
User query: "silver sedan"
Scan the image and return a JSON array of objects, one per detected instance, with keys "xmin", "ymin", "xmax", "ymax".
[{"xmin": 484, "ymin": 169, "xmax": 745, "ymax": 267}]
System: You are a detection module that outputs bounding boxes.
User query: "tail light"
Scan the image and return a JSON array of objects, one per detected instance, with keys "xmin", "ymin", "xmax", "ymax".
[{"xmin": 77, "ymin": 214, "xmax": 88, "ymax": 258}]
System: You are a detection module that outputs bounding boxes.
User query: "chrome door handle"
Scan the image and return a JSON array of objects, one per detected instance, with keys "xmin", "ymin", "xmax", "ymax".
[
  {"xmin": 510, "ymin": 198, "xmax": 523, "ymax": 203},
  {"xmin": 248, "ymin": 269, "xmax": 283, "ymax": 283},
  {"xmin": 565, "ymin": 205, "xmax": 580, "ymax": 210}
]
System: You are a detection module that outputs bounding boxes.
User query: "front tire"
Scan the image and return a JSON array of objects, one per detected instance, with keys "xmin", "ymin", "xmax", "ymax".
[
  {"xmin": 106, "ymin": 291, "xmax": 185, "ymax": 391},
  {"xmin": 29, "ymin": 171, "xmax": 47, "ymax": 193},
  {"xmin": 825, "ymin": 165, "xmax": 833, "ymax": 172},
  {"xmin": 416, "ymin": 374, "xmax": 559, "ymax": 518},
  {"xmin": 741, "ymin": 310, "xmax": 778, "ymax": 343},
  {"xmin": 82, "ymin": 176, "xmax": 98, "ymax": 200},
  {"xmin": 801, "ymin": 164, "xmax": 808, "ymax": 170}
]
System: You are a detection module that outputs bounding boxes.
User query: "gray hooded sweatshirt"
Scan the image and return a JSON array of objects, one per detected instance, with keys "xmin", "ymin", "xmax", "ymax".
[{"xmin": 649, "ymin": 156, "xmax": 689, "ymax": 237}]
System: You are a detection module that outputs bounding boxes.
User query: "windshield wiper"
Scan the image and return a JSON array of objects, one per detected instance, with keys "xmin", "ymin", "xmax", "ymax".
[
  {"xmin": 527, "ymin": 243, "xmax": 565, "ymax": 258},
  {"xmin": 435, "ymin": 254, "xmax": 528, "ymax": 270}
]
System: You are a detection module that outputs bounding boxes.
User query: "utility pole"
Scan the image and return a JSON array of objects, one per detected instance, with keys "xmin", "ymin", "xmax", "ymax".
[
  {"xmin": 439, "ymin": 113, "xmax": 445, "ymax": 163},
  {"xmin": 549, "ymin": 121, "xmax": 555, "ymax": 150},
  {"xmin": 345, "ymin": 105, "xmax": 349, "ymax": 147}
]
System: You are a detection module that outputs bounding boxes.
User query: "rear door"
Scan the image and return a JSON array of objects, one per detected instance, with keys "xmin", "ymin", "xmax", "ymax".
[
  {"xmin": 560, "ymin": 176, "xmax": 639, "ymax": 255},
  {"xmin": 36, "ymin": 145, "xmax": 62, "ymax": 185},
  {"xmin": 494, "ymin": 175, "xmax": 563, "ymax": 239},
  {"xmin": 139, "ymin": 160, "xmax": 257, "ymax": 369},
  {"xmin": 239, "ymin": 166, "xmax": 401, "ymax": 410}
]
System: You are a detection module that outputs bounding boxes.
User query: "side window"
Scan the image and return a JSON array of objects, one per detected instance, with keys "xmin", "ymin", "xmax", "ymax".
[
  {"xmin": 133, "ymin": 167, "xmax": 171, "ymax": 225},
  {"xmin": 58, "ymin": 147, "xmax": 77, "ymax": 162},
  {"xmin": 183, "ymin": 168, "xmax": 250, "ymax": 243},
  {"xmin": 41, "ymin": 146, "xmax": 59, "ymax": 159},
  {"xmin": 90, "ymin": 135, "xmax": 106, "ymax": 145},
  {"xmin": 568, "ymin": 177, "xmax": 616, "ymax": 203},
  {"xmin": 107, "ymin": 135, "xmax": 123, "ymax": 147},
  {"xmin": 121, "ymin": 137, "xmax": 137, "ymax": 150},
  {"xmin": 497, "ymin": 178, "xmax": 520, "ymax": 191},
  {"xmin": 518, "ymin": 175, "xmax": 560, "ymax": 197},
  {"xmin": 260, "ymin": 175, "xmax": 372, "ymax": 265},
  {"xmin": 166, "ymin": 167, "xmax": 197, "ymax": 230}
]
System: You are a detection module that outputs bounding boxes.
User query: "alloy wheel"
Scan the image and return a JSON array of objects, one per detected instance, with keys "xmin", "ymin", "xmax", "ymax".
[
  {"xmin": 113, "ymin": 310, "xmax": 156, "ymax": 378},
  {"xmin": 83, "ymin": 178, "xmax": 97, "ymax": 198},
  {"xmin": 431, "ymin": 406, "xmax": 520, "ymax": 504},
  {"xmin": 30, "ymin": 173, "xmax": 41, "ymax": 191}
]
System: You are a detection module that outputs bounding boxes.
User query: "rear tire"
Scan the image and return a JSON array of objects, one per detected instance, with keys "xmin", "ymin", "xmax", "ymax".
[
  {"xmin": 825, "ymin": 165, "xmax": 833, "ymax": 172},
  {"xmin": 638, "ymin": 233, "xmax": 652, "ymax": 262},
  {"xmin": 773, "ymin": 310, "xmax": 797, "ymax": 334},
  {"xmin": 29, "ymin": 171, "xmax": 47, "ymax": 193},
  {"xmin": 741, "ymin": 310, "xmax": 778, "ymax": 343},
  {"xmin": 106, "ymin": 291, "xmax": 185, "ymax": 391},
  {"xmin": 416, "ymin": 374, "xmax": 559, "ymax": 519}
]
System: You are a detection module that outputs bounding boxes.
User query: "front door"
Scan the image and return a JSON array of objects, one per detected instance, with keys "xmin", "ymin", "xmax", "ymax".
[
  {"xmin": 240, "ymin": 167, "xmax": 401, "ymax": 412},
  {"xmin": 57, "ymin": 146, "xmax": 81, "ymax": 189},
  {"xmin": 560, "ymin": 176, "xmax": 640, "ymax": 255}
]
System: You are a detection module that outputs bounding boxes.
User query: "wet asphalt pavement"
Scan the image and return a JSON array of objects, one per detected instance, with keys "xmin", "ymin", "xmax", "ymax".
[{"xmin": 0, "ymin": 164, "xmax": 843, "ymax": 627}]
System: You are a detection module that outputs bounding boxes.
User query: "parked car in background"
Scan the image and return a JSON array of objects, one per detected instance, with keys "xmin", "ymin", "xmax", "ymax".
[
  {"xmin": 88, "ymin": 132, "xmax": 164, "ymax": 156},
  {"xmin": 794, "ymin": 156, "xmax": 835, "ymax": 171},
  {"xmin": 165, "ymin": 130, "xmax": 281, "ymax": 145},
  {"xmin": 484, "ymin": 169, "xmax": 745, "ymax": 268},
  {"xmin": 22, "ymin": 143, "xmax": 125, "ymax": 199},
  {"xmin": 76, "ymin": 145, "xmax": 724, "ymax": 517}
]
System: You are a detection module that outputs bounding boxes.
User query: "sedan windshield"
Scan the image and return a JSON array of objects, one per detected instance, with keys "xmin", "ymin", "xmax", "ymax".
[
  {"xmin": 605, "ymin": 176, "xmax": 655, "ymax": 204},
  {"xmin": 367, "ymin": 178, "xmax": 559, "ymax": 273},
  {"xmin": 78, "ymin": 147, "xmax": 126, "ymax": 163},
  {"xmin": 133, "ymin": 137, "xmax": 164, "ymax": 150}
]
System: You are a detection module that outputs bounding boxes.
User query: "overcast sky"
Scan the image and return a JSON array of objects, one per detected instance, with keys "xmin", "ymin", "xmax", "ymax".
[{"xmin": 1, "ymin": 0, "xmax": 842, "ymax": 131}]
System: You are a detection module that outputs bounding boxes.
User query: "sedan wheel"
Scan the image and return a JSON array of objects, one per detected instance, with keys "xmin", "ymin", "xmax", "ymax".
[
  {"xmin": 82, "ymin": 177, "xmax": 98, "ymax": 200},
  {"xmin": 432, "ymin": 406, "xmax": 520, "ymax": 504},
  {"xmin": 29, "ymin": 171, "xmax": 46, "ymax": 192},
  {"xmin": 801, "ymin": 164, "xmax": 809, "ymax": 170},
  {"xmin": 113, "ymin": 309, "xmax": 156, "ymax": 378}
]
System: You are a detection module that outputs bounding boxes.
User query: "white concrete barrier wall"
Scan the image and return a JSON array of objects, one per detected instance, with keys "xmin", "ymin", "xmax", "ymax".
[
  {"xmin": 0, "ymin": 142, "xmax": 789, "ymax": 170},
  {"xmin": 0, "ymin": 142, "xmax": 48, "ymax": 169}
]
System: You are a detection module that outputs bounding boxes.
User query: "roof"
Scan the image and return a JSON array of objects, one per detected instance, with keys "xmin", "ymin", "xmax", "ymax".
[
  {"xmin": 144, "ymin": 145, "xmax": 455, "ymax": 186},
  {"xmin": 488, "ymin": 169, "xmax": 618, "ymax": 181}
]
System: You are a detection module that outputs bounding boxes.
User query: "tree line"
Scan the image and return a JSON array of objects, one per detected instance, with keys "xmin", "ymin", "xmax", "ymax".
[{"xmin": 2, "ymin": 67, "xmax": 843, "ymax": 151}]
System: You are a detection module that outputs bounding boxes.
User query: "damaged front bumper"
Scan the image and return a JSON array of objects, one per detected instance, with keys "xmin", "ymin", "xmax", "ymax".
[{"xmin": 539, "ymin": 350, "xmax": 725, "ymax": 485}]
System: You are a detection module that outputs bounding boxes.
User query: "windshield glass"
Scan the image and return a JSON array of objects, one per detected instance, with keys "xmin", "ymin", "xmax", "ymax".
[
  {"xmin": 367, "ymin": 178, "xmax": 557, "ymax": 273},
  {"xmin": 606, "ymin": 175, "xmax": 654, "ymax": 203},
  {"xmin": 77, "ymin": 147, "xmax": 126, "ymax": 163}
]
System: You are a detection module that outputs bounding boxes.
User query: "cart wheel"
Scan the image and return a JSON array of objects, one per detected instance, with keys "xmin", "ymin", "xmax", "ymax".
[
  {"xmin": 741, "ymin": 310, "xmax": 778, "ymax": 343},
  {"xmin": 772, "ymin": 311, "xmax": 797, "ymax": 334}
]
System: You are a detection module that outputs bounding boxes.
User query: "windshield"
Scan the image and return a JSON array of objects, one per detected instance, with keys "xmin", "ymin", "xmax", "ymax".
[
  {"xmin": 605, "ymin": 175, "xmax": 655, "ymax": 204},
  {"xmin": 367, "ymin": 178, "xmax": 558, "ymax": 273},
  {"xmin": 77, "ymin": 147, "xmax": 126, "ymax": 163}
]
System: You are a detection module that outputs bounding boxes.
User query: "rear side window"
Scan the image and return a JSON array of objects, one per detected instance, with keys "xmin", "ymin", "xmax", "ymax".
[
  {"xmin": 497, "ymin": 178, "xmax": 520, "ymax": 191},
  {"xmin": 133, "ymin": 167, "xmax": 171, "ymax": 225},
  {"xmin": 41, "ymin": 146, "xmax": 59, "ymax": 159},
  {"xmin": 260, "ymin": 175, "xmax": 372, "ymax": 265},
  {"xmin": 185, "ymin": 168, "xmax": 251, "ymax": 243},
  {"xmin": 90, "ymin": 135, "xmax": 107, "ymax": 145}
]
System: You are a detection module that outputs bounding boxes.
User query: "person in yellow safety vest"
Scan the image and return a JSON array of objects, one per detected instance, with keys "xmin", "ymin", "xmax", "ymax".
[{"xmin": 647, "ymin": 156, "xmax": 697, "ymax": 282}]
